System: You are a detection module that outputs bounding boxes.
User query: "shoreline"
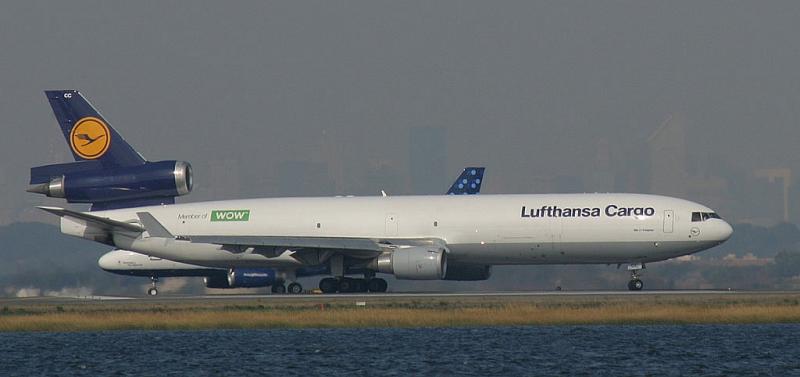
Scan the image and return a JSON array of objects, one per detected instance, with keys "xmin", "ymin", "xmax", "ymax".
[{"xmin": 2, "ymin": 292, "xmax": 800, "ymax": 332}]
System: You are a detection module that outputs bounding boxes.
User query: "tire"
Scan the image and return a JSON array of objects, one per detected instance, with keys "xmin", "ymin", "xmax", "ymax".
[
  {"xmin": 338, "ymin": 278, "xmax": 353, "ymax": 293},
  {"xmin": 319, "ymin": 278, "xmax": 339, "ymax": 294},
  {"xmin": 147, "ymin": 287, "xmax": 158, "ymax": 296},
  {"xmin": 287, "ymin": 282, "xmax": 303, "ymax": 294},
  {"xmin": 367, "ymin": 278, "xmax": 388, "ymax": 293},
  {"xmin": 628, "ymin": 279, "xmax": 643, "ymax": 291},
  {"xmin": 271, "ymin": 284, "xmax": 286, "ymax": 294},
  {"xmin": 354, "ymin": 279, "xmax": 368, "ymax": 292}
]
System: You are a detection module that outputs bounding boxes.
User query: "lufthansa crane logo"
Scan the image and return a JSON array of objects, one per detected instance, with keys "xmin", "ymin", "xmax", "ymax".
[{"xmin": 70, "ymin": 117, "xmax": 111, "ymax": 159}]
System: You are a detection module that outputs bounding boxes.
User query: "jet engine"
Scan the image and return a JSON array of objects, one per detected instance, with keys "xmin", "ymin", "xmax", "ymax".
[
  {"xmin": 28, "ymin": 160, "xmax": 192, "ymax": 206},
  {"xmin": 370, "ymin": 246, "xmax": 448, "ymax": 280},
  {"xmin": 204, "ymin": 269, "xmax": 278, "ymax": 289},
  {"xmin": 204, "ymin": 275, "xmax": 232, "ymax": 289},
  {"xmin": 227, "ymin": 268, "xmax": 277, "ymax": 288},
  {"xmin": 444, "ymin": 263, "xmax": 492, "ymax": 281}
]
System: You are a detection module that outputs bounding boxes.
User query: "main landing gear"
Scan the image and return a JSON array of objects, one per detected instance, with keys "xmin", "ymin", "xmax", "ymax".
[
  {"xmin": 318, "ymin": 277, "xmax": 388, "ymax": 294},
  {"xmin": 147, "ymin": 276, "xmax": 159, "ymax": 296},
  {"xmin": 627, "ymin": 263, "xmax": 645, "ymax": 291},
  {"xmin": 271, "ymin": 284, "xmax": 286, "ymax": 294},
  {"xmin": 270, "ymin": 282, "xmax": 304, "ymax": 294}
]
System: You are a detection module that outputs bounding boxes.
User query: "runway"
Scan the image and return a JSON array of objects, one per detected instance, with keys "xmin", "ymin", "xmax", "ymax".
[{"xmin": 0, "ymin": 289, "xmax": 757, "ymax": 305}]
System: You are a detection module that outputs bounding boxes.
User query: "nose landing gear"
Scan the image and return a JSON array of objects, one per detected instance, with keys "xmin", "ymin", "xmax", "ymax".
[
  {"xmin": 627, "ymin": 263, "xmax": 644, "ymax": 291},
  {"xmin": 147, "ymin": 276, "xmax": 159, "ymax": 296},
  {"xmin": 287, "ymin": 282, "xmax": 304, "ymax": 294}
]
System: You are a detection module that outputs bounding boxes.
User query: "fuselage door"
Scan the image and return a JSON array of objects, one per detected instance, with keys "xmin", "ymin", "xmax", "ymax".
[
  {"xmin": 663, "ymin": 210, "xmax": 674, "ymax": 233},
  {"xmin": 386, "ymin": 213, "xmax": 399, "ymax": 236}
]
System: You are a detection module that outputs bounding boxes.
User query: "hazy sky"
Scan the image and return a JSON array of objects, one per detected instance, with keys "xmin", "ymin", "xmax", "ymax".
[{"xmin": 3, "ymin": 1, "xmax": 800, "ymax": 224}]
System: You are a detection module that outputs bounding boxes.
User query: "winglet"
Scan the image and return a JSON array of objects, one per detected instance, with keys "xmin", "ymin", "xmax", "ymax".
[{"xmin": 136, "ymin": 212, "xmax": 174, "ymax": 238}]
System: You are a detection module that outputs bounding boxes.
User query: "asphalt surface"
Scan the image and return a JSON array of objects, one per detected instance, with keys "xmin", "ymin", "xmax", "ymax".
[{"xmin": 0, "ymin": 289, "xmax": 756, "ymax": 305}]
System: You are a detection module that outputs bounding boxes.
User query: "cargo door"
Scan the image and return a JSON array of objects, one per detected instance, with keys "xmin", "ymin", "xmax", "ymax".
[{"xmin": 663, "ymin": 210, "xmax": 674, "ymax": 233}]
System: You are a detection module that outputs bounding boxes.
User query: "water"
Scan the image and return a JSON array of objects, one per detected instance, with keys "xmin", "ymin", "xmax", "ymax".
[{"xmin": 1, "ymin": 325, "xmax": 799, "ymax": 376}]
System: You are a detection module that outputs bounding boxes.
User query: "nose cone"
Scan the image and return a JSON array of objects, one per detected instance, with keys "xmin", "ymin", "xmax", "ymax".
[
  {"xmin": 98, "ymin": 250, "xmax": 120, "ymax": 271},
  {"xmin": 716, "ymin": 221, "xmax": 734, "ymax": 242}
]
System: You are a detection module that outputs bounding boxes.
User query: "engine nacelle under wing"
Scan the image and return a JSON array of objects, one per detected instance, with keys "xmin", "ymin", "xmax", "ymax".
[
  {"xmin": 204, "ymin": 275, "xmax": 232, "ymax": 289},
  {"xmin": 371, "ymin": 246, "xmax": 448, "ymax": 280},
  {"xmin": 205, "ymin": 268, "xmax": 279, "ymax": 289},
  {"xmin": 227, "ymin": 268, "xmax": 277, "ymax": 288}
]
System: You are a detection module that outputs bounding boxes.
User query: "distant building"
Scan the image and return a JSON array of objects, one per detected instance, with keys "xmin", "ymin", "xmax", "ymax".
[
  {"xmin": 363, "ymin": 158, "xmax": 400, "ymax": 196},
  {"xmin": 754, "ymin": 168, "xmax": 792, "ymax": 223},
  {"xmin": 647, "ymin": 114, "xmax": 688, "ymax": 197},
  {"xmin": 408, "ymin": 127, "xmax": 446, "ymax": 195},
  {"xmin": 586, "ymin": 138, "xmax": 614, "ymax": 192}
]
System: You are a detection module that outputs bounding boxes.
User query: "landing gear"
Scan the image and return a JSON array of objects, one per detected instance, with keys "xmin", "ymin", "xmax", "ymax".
[
  {"xmin": 628, "ymin": 279, "xmax": 644, "ymax": 291},
  {"xmin": 627, "ymin": 263, "xmax": 645, "ymax": 291},
  {"xmin": 319, "ymin": 278, "xmax": 339, "ymax": 294},
  {"xmin": 367, "ymin": 278, "xmax": 388, "ymax": 293},
  {"xmin": 353, "ymin": 279, "xmax": 368, "ymax": 293},
  {"xmin": 318, "ymin": 277, "xmax": 387, "ymax": 293},
  {"xmin": 147, "ymin": 276, "xmax": 159, "ymax": 296},
  {"xmin": 287, "ymin": 282, "xmax": 304, "ymax": 294},
  {"xmin": 338, "ymin": 278, "xmax": 370, "ymax": 293},
  {"xmin": 271, "ymin": 284, "xmax": 286, "ymax": 294},
  {"xmin": 338, "ymin": 278, "xmax": 354, "ymax": 293}
]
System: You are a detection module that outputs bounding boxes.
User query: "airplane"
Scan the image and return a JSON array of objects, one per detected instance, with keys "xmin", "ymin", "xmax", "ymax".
[
  {"xmin": 29, "ymin": 90, "xmax": 733, "ymax": 294},
  {"xmin": 99, "ymin": 167, "xmax": 486, "ymax": 295}
]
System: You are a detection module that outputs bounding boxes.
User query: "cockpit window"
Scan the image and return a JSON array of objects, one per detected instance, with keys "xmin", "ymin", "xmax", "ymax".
[{"xmin": 692, "ymin": 212, "xmax": 721, "ymax": 222}]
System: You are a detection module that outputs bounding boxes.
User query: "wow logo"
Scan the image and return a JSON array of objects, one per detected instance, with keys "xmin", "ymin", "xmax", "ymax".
[{"xmin": 210, "ymin": 210, "xmax": 251, "ymax": 222}]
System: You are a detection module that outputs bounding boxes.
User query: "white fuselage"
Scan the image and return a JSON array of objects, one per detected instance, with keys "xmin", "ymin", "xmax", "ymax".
[{"xmin": 73, "ymin": 193, "xmax": 732, "ymax": 269}]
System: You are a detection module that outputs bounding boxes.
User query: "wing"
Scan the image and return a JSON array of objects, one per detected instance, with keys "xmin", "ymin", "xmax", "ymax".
[
  {"xmin": 38, "ymin": 206, "xmax": 144, "ymax": 233},
  {"xmin": 188, "ymin": 235, "xmax": 447, "ymax": 265},
  {"xmin": 187, "ymin": 235, "xmax": 384, "ymax": 264}
]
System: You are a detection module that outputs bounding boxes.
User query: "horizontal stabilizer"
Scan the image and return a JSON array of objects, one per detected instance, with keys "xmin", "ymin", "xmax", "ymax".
[
  {"xmin": 30, "ymin": 161, "xmax": 103, "ymax": 185},
  {"xmin": 37, "ymin": 206, "xmax": 144, "ymax": 233}
]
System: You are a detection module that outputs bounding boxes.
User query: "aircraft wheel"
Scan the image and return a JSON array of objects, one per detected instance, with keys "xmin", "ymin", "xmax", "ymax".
[
  {"xmin": 628, "ymin": 279, "xmax": 643, "ymax": 291},
  {"xmin": 367, "ymin": 278, "xmax": 388, "ymax": 293},
  {"xmin": 147, "ymin": 287, "xmax": 158, "ymax": 296},
  {"xmin": 353, "ymin": 279, "xmax": 368, "ymax": 292},
  {"xmin": 338, "ymin": 278, "xmax": 354, "ymax": 293},
  {"xmin": 271, "ymin": 284, "xmax": 286, "ymax": 294},
  {"xmin": 288, "ymin": 282, "xmax": 303, "ymax": 294},
  {"xmin": 319, "ymin": 278, "xmax": 339, "ymax": 294}
]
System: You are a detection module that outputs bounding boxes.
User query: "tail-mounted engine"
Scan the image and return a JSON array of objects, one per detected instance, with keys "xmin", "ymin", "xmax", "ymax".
[{"xmin": 28, "ymin": 160, "xmax": 192, "ymax": 210}]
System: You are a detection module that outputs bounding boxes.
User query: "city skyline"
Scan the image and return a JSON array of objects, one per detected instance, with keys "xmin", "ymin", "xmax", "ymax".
[{"xmin": 2, "ymin": 2, "xmax": 799, "ymax": 228}]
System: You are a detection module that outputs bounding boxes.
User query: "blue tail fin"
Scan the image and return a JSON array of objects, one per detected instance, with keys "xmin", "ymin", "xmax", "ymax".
[
  {"xmin": 447, "ymin": 167, "xmax": 485, "ymax": 195},
  {"xmin": 45, "ymin": 90, "xmax": 145, "ymax": 167}
]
